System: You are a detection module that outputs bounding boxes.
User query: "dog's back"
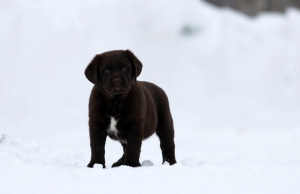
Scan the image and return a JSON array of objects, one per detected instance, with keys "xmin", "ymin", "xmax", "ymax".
[{"xmin": 140, "ymin": 81, "xmax": 173, "ymax": 124}]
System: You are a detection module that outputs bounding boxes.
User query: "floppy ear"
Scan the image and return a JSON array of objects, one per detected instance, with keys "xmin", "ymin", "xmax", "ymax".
[
  {"xmin": 125, "ymin": 50, "xmax": 143, "ymax": 80},
  {"xmin": 85, "ymin": 54, "xmax": 102, "ymax": 86}
]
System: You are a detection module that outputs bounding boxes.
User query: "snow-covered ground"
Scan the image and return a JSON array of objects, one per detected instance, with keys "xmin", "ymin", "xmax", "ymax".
[{"xmin": 1, "ymin": 0, "xmax": 300, "ymax": 193}]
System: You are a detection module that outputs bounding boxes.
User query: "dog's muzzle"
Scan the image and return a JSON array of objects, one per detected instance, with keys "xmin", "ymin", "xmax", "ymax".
[{"xmin": 113, "ymin": 78, "xmax": 121, "ymax": 85}]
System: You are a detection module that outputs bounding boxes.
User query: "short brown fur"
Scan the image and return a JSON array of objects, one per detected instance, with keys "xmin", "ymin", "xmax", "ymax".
[{"xmin": 85, "ymin": 50, "xmax": 176, "ymax": 168}]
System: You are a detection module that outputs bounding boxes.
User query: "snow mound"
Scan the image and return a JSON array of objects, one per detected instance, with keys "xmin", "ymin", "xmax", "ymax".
[{"xmin": 141, "ymin": 160, "xmax": 154, "ymax": 167}]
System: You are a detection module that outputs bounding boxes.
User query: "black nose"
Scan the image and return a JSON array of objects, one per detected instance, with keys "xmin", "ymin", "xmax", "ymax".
[{"xmin": 113, "ymin": 78, "xmax": 121, "ymax": 85}]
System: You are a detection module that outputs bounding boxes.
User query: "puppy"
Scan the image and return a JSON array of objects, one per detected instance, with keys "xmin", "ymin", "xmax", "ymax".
[{"xmin": 85, "ymin": 50, "xmax": 176, "ymax": 168}]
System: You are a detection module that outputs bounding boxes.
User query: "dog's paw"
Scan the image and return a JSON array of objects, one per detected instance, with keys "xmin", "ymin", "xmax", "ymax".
[
  {"xmin": 111, "ymin": 155, "xmax": 125, "ymax": 168},
  {"xmin": 112, "ymin": 160, "xmax": 124, "ymax": 168},
  {"xmin": 87, "ymin": 162, "xmax": 106, "ymax": 169},
  {"xmin": 123, "ymin": 161, "xmax": 141, "ymax": 168},
  {"xmin": 163, "ymin": 157, "xmax": 177, "ymax": 165}
]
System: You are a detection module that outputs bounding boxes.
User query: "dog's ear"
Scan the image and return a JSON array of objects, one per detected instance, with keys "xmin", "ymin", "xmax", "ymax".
[
  {"xmin": 125, "ymin": 50, "xmax": 143, "ymax": 80},
  {"xmin": 85, "ymin": 54, "xmax": 102, "ymax": 86}
]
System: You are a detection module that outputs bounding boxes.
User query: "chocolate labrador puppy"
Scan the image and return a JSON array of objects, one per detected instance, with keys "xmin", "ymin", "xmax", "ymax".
[{"xmin": 85, "ymin": 50, "xmax": 176, "ymax": 168}]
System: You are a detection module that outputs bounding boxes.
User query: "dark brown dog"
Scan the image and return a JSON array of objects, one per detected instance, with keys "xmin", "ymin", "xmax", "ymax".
[{"xmin": 85, "ymin": 50, "xmax": 176, "ymax": 168}]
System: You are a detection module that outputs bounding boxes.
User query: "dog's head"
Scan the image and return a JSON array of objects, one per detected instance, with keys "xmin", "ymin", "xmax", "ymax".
[{"xmin": 85, "ymin": 50, "xmax": 142, "ymax": 95}]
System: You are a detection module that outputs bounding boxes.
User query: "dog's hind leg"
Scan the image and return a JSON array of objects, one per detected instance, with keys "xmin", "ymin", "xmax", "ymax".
[
  {"xmin": 112, "ymin": 143, "xmax": 126, "ymax": 167},
  {"xmin": 156, "ymin": 116, "xmax": 177, "ymax": 165}
]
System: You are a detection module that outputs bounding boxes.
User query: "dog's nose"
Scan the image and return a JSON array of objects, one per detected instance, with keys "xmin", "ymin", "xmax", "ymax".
[{"xmin": 113, "ymin": 78, "xmax": 121, "ymax": 85}]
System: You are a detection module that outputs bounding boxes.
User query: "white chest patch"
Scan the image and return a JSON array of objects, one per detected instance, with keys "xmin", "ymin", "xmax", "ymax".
[{"xmin": 107, "ymin": 117, "xmax": 118, "ymax": 136}]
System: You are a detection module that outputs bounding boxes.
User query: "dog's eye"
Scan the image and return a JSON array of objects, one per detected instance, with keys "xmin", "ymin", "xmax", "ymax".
[
  {"xmin": 122, "ymin": 66, "xmax": 128, "ymax": 72},
  {"xmin": 104, "ymin": 68, "xmax": 110, "ymax": 74}
]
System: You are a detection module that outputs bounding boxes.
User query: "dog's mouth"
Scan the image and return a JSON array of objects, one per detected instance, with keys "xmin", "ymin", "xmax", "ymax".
[
  {"xmin": 112, "ymin": 87, "xmax": 128, "ymax": 94},
  {"xmin": 104, "ymin": 85, "xmax": 130, "ymax": 95},
  {"xmin": 103, "ymin": 78, "xmax": 131, "ymax": 95}
]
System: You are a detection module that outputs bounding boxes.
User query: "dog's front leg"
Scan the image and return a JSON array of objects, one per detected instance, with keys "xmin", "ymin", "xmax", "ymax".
[
  {"xmin": 123, "ymin": 123, "xmax": 143, "ymax": 167},
  {"xmin": 87, "ymin": 120, "xmax": 107, "ymax": 168}
]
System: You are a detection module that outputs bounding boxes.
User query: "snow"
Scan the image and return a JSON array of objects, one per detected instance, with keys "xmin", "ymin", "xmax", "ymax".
[
  {"xmin": 1, "ymin": 0, "xmax": 300, "ymax": 193},
  {"xmin": 141, "ymin": 160, "xmax": 153, "ymax": 166}
]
